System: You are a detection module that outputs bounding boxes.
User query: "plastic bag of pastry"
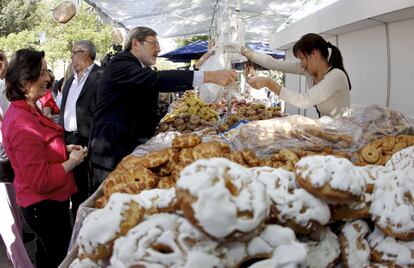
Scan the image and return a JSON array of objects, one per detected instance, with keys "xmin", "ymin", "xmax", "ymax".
[
  {"xmin": 343, "ymin": 105, "xmax": 414, "ymax": 144},
  {"xmin": 226, "ymin": 115, "xmax": 361, "ymax": 157},
  {"xmin": 53, "ymin": 1, "xmax": 77, "ymax": 23}
]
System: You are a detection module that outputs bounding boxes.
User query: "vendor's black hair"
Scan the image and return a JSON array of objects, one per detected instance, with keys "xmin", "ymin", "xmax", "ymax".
[{"xmin": 293, "ymin": 33, "xmax": 351, "ymax": 90}]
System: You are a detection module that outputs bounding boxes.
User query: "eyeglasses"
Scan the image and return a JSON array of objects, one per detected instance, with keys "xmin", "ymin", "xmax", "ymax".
[
  {"xmin": 71, "ymin": 50, "xmax": 87, "ymax": 56},
  {"xmin": 142, "ymin": 40, "xmax": 160, "ymax": 48}
]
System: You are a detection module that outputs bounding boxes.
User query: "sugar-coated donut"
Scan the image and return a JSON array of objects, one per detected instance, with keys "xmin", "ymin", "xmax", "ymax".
[{"xmin": 176, "ymin": 158, "xmax": 270, "ymax": 241}]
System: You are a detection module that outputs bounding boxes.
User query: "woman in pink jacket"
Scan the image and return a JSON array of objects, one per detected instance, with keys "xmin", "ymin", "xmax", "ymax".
[{"xmin": 2, "ymin": 49, "xmax": 87, "ymax": 268}]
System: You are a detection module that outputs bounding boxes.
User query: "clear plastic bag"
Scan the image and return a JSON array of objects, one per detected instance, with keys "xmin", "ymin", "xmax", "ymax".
[
  {"xmin": 344, "ymin": 105, "xmax": 414, "ymax": 144},
  {"xmin": 225, "ymin": 115, "xmax": 362, "ymax": 157}
]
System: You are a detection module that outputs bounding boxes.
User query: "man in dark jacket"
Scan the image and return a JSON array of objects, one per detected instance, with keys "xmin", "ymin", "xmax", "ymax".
[
  {"xmin": 88, "ymin": 26, "xmax": 235, "ymax": 193},
  {"xmin": 59, "ymin": 40, "xmax": 103, "ymax": 216}
]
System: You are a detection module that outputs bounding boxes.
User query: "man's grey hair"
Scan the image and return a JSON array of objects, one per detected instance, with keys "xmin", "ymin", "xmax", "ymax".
[
  {"xmin": 74, "ymin": 40, "xmax": 96, "ymax": 60},
  {"xmin": 124, "ymin": 26, "xmax": 157, "ymax": 52}
]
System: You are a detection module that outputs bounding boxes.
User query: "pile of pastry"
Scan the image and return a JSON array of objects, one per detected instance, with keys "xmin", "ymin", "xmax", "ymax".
[
  {"xmin": 349, "ymin": 105, "xmax": 413, "ymax": 143},
  {"xmin": 229, "ymin": 116, "xmax": 355, "ymax": 156},
  {"xmin": 95, "ymin": 134, "xmax": 352, "ymax": 208},
  {"xmin": 354, "ymin": 134, "xmax": 414, "ymax": 166},
  {"xmin": 155, "ymin": 113, "xmax": 217, "ymax": 134},
  {"xmin": 216, "ymin": 103, "xmax": 283, "ymax": 133},
  {"xmin": 70, "ymin": 143, "xmax": 414, "ymax": 268},
  {"xmin": 157, "ymin": 92, "xmax": 219, "ymax": 134}
]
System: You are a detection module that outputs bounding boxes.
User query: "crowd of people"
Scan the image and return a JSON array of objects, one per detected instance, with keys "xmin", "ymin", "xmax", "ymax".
[{"xmin": 0, "ymin": 26, "xmax": 350, "ymax": 267}]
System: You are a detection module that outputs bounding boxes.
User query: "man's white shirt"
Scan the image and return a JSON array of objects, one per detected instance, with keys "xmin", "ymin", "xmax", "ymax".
[{"xmin": 64, "ymin": 63, "xmax": 95, "ymax": 132}]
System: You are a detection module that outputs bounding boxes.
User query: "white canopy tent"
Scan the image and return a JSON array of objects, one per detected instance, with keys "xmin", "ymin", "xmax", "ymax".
[
  {"xmin": 82, "ymin": 0, "xmax": 414, "ymax": 118},
  {"xmin": 83, "ymin": 0, "xmax": 317, "ymax": 41}
]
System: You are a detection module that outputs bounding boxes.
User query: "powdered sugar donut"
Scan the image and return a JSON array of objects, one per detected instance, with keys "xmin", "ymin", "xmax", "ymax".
[
  {"xmin": 176, "ymin": 158, "xmax": 270, "ymax": 241},
  {"xmin": 247, "ymin": 259, "xmax": 279, "ymax": 268},
  {"xmin": 69, "ymin": 257, "xmax": 99, "ymax": 268},
  {"xmin": 359, "ymin": 164, "xmax": 389, "ymax": 193},
  {"xmin": 368, "ymin": 227, "xmax": 414, "ymax": 267},
  {"xmin": 251, "ymin": 166, "xmax": 330, "ymax": 235},
  {"xmin": 330, "ymin": 193, "xmax": 372, "ymax": 221},
  {"xmin": 369, "ymin": 169, "xmax": 414, "ymax": 241},
  {"xmin": 295, "ymin": 155, "xmax": 366, "ymax": 203},
  {"xmin": 340, "ymin": 220, "xmax": 371, "ymax": 268},
  {"xmin": 386, "ymin": 145, "xmax": 414, "ymax": 170},
  {"xmin": 78, "ymin": 193, "xmax": 145, "ymax": 261},
  {"xmin": 304, "ymin": 227, "xmax": 341, "ymax": 268},
  {"xmin": 134, "ymin": 188, "xmax": 178, "ymax": 214},
  {"xmin": 221, "ymin": 224, "xmax": 307, "ymax": 268},
  {"xmin": 335, "ymin": 166, "xmax": 388, "ymax": 221},
  {"xmin": 109, "ymin": 214, "xmax": 222, "ymax": 268}
]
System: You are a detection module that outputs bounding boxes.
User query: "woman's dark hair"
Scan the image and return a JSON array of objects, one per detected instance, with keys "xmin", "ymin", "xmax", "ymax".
[
  {"xmin": 5, "ymin": 49, "xmax": 45, "ymax": 101},
  {"xmin": 293, "ymin": 33, "xmax": 351, "ymax": 90}
]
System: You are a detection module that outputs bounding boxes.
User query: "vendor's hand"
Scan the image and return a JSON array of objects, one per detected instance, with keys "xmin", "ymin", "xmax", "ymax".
[
  {"xmin": 66, "ymin": 144, "xmax": 83, "ymax": 153},
  {"xmin": 247, "ymin": 77, "xmax": 282, "ymax": 95},
  {"xmin": 246, "ymin": 76, "xmax": 271, "ymax": 89},
  {"xmin": 241, "ymin": 46, "xmax": 254, "ymax": 59},
  {"xmin": 204, "ymin": 70, "xmax": 237, "ymax": 87}
]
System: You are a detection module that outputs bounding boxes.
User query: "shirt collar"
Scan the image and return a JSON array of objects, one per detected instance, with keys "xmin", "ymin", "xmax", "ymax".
[
  {"xmin": 138, "ymin": 60, "xmax": 148, "ymax": 69},
  {"xmin": 74, "ymin": 63, "xmax": 95, "ymax": 81}
]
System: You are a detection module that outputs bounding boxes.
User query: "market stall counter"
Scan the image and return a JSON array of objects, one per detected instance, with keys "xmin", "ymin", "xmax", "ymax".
[{"xmin": 60, "ymin": 105, "xmax": 414, "ymax": 267}]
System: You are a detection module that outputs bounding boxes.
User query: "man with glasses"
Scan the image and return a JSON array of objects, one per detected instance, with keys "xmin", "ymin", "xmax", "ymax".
[
  {"xmin": 88, "ymin": 26, "xmax": 237, "ymax": 191},
  {"xmin": 59, "ymin": 40, "xmax": 103, "ymax": 218}
]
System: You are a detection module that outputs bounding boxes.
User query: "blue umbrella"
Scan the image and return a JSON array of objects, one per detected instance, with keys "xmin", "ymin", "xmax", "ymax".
[{"xmin": 159, "ymin": 40, "xmax": 284, "ymax": 62}]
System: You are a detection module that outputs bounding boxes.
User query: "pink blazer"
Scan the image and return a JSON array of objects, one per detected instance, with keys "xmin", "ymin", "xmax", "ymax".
[{"xmin": 1, "ymin": 100, "xmax": 76, "ymax": 207}]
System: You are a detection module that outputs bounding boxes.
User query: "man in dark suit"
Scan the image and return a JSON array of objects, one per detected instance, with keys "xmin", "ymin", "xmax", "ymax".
[
  {"xmin": 88, "ymin": 26, "xmax": 236, "ymax": 192},
  {"xmin": 59, "ymin": 40, "xmax": 103, "ymax": 218}
]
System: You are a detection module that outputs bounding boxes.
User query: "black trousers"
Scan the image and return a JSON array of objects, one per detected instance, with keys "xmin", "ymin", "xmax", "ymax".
[
  {"xmin": 20, "ymin": 199, "xmax": 72, "ymax": 268},
  {"xmin": 89, "ymin": 161, "xmax": 112, "ymax": 196},
  {"xmin": 64, "ymin": 132, "xmax": 89, "ymax": 220}
]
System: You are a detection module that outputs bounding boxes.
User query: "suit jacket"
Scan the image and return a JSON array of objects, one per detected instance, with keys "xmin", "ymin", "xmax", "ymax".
[
  {"xmin": 89, "ymin": 51, "xmax": 194, "ymax": 170},
  {"xmin": 59, "ymin": 64, "xmax": 103, "ymax": 139}
]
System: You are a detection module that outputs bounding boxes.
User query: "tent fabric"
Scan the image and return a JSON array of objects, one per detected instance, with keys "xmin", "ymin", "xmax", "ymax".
[
  {"xmin": 159, "ymin": 40, "xmax": 284, "ymax": 62},
  {"xmin": 83, "ymin": 0, "xmax": 313, "ymax": 42},
  {"xmin": 160, "ymin": 40, "xmax": 208, "ymax": 61}
]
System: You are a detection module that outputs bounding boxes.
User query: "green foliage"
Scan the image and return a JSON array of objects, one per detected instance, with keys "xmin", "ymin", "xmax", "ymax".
[
  {"xmin": 0, "ymin": 0, "xmax": 38, "ymax": 35},
  {"xmin": 0, "ymin": 0, "xmax": 112, "ymax": 67},
  {"xmin": 175, "ymin": 35, "xmax": 208, "ymax": 47}
]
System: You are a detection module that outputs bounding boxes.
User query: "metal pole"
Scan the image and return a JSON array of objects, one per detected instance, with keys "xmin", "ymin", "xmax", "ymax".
[{"xmin": 225, "ymin": 52, "xmax": 232, "ymax": 117}]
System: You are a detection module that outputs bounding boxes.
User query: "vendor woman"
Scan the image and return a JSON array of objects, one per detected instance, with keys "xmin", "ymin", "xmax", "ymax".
[{"xmin": 242, "ymin": 33, "xmax": 351, "ymax": 118}]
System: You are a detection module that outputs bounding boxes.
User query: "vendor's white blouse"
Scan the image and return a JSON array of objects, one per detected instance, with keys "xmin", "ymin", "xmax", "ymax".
[{"xmin": 251, "ymin": 52, "xmax": 351, "ymax": 118}]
